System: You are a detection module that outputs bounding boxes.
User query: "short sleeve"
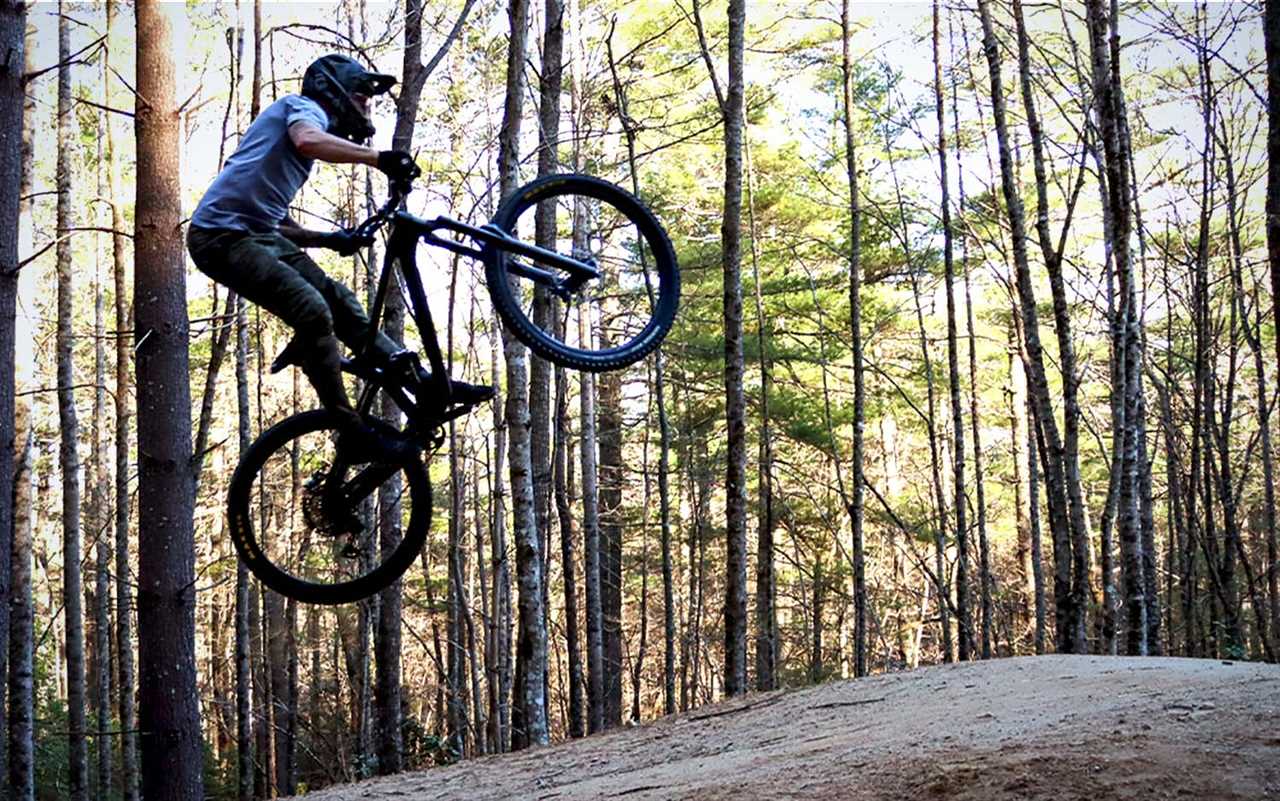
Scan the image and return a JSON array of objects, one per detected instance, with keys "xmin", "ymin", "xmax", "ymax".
[{"xmin": 284, "ymin": 95, "xmax": 329, "ymax": 132}]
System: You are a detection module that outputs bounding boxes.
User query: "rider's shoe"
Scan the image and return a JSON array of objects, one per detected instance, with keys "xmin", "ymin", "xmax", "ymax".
[
  {"xmin": 375, "ymin": 349, "xmax": 495, "ymax": 407},
  {"xmin": 336, "ymin": 419, "xmax": 418, "ymax": 465},
  {"xmin": 446, "ymin": 378, "xmax": 496, "ymax": 406}
]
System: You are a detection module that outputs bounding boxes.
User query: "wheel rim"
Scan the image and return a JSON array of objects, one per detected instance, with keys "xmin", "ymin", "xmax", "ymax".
[
  {"xmin": 238, "ymin": 419, "xmax": 421, "ymax": 596},
  {"xmin": 494, "ymin": 183, "xmax": 676, "ymax": 366}
]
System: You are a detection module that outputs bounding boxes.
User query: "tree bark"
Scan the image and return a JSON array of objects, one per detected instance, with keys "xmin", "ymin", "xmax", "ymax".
[
  {"xmin": 1085, "ymin": 0, "xmax": 1149, "ymax": 656},
  {"xmin": 134, "ymin": 3, "xmax": 205, "ymax": 797},
  {"xmin": 949, "ymin": 10, "xmax": 993, "ymax": 658},
  {"xmin": 598, "ymin": 368, "xmax": 623, "ymax": 726},
  {"xmin": 4, "ymin": 8, "xmax": 31, "ymax": 794},
  {"xmin": 1267, "ymin": 0, "xmax": 1280, "ymax": 419},
  {"xmin": 604, "ymin": 25, "xmax": 681, "ymax": 709},
  {"xmin": 976, "ymin": 0, "xmax": 1082, "ymax": 653},
  {"xmin": 1029, "ymin": 398, "xmax": 1047, "ymax": 655},
  {"xmin": 721, "ymin": 0, "xmax": 750, "ymax": 697},
  {"xmin": 90, "ymin": 84, "xmax": 112, "ymax": 799},
  {"xmin": 934, "ymin": 0, "xmax": 972, "ymax": 661},
  {"xmin": 840, "ymin": 0, "xmax": 867, "ymax": 678},
  {"xmin": 497, "ymin": 0, "xmax": 549, "ymax": 748},
  {"xmin": 580, "ymin": 320, "xmax": 605, "ymax": 733},
  {"xmin": 56, "ymin": 6, "xmax": 89, "ymax": 795}
]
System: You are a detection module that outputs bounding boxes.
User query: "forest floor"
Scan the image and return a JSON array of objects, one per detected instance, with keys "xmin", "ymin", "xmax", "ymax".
[{"xmin": 291, "ymin": 655, "xmax": 1280, "ymax": 800}]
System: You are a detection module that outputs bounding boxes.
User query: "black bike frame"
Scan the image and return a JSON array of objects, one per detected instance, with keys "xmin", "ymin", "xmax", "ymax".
[{"xmin": 348, "ymin": 202, "xmax": 600, "ymax": 435}]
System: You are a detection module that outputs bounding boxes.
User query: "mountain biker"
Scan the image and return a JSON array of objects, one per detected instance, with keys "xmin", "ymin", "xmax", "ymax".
[{"xmin": 187, "ymin": 53, "xmax": 492, "ymax": 463}]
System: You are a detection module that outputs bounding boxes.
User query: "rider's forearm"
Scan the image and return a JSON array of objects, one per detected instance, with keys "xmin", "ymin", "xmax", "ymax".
[{"xmin": 290, "ymin": 124, "xmax": 380, "ymax": 167}]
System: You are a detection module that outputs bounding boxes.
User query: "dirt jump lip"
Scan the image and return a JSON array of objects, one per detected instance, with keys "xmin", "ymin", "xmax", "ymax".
[{"xmin": 285, "ymin": 654, "xmax": 1280, "ymax": 801}]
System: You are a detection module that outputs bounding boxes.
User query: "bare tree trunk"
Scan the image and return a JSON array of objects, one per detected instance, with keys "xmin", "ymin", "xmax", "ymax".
[
  {"xmin": 598, "ymin": 369, "xmax": 623, "ymax": 726},
  {"xmin": 235, "ymin": 297, "xmax": 253, "ymax": 801},
  {"xmin": 934, "ymin": 0, "xmax": 972, "ymax": 661},
  {"xmin": 497, "ymin": 0, "xmax": 548, "ymax": 748},
  {"xmin": 3, "ymin": 7, "xmax": 31, "ymax": 792},
  {"xmin": 1219, "ymin": 104, "xmax": 1277, "ymax": 660},
  {"xmin": 233, "ymin": 9, "xmax": 262, "ymax": 793},
  {"xmin": 529, "ymin": 0, "xmax": 564, "ymax": 745},
  {"xmin": 553, "ymin": 351, "xmax": 584, "ymax": 735},
  {"xmin": 885, "ymin": 119, "xmax": 953, "ymax": 662},
  {"xmin": 1267, "ymin": 0, "xmax": 1280, "ymax": 413},
  {"xmin": 976, "ymin": 0, "xmax": 1082, "ymax": 653},
  {"xmin": 56, "ymin": 7, "xmax": 89, "ymax": 795},
  {"xmin": 91, "ymin": 91, "xmax": 113, "ymax": 798},
  {"xmin": 840, "ymin": 0, "xmax": 867, "ymax": 677},
  {"xmin": 1090, "ymin": 0, "xmax": 1160, "ymax": 655},
  {"xmin": 605, "ymin": 28, "xmax": 681, "ymax": 706},
  {"xmin": 699, "ymin": 0, "xmax": 750, "ymax": 696},
  {"xmin": 1015, "ymin": 0, "xmax": 1093, "ymax": 655},
  {"xmin": 950, "ymin": 10, "xmax": 992, "ymax": 659},
  {"xmin": 487, "ymin": 308, "xmax": 512, "ymax": 752},
  {"xmin": 580, "ymin": 323, "xmax": 605, "ymax": 733},
  {"xmin": 689, "ymin": 0, "xmax": 749, "ymax": 692},
  {"xmin": 1029, "ymin": 398, "xmax": 1047, "ymax": 655},
  {"xmin": 134, "ymin": 3, "xmax": 205, "ymax": 797}
]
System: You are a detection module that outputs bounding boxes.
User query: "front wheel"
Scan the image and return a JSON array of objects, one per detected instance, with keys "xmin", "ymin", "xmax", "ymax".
[
  {"xmin": 227, "ymin": 410, "xmax": 431, "ymax": 605},
  {"xmin": 485, "ymin": 174, "xmax": 679, "ymax": 373}
]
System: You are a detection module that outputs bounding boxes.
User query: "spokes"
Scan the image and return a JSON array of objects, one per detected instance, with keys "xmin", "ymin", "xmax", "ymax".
[
  {"xmin": 250, "ymin": 425, "xmax": 417, "ymax": 587},
  {"xmin": 501, "ymin": 188, "xmax": 662, "ymax": 355}
]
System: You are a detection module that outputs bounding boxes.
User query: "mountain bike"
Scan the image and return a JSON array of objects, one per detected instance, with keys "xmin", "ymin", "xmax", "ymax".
[{"xmin": 227, "ymin": 173, "xmax": 679, "ymax": 604}]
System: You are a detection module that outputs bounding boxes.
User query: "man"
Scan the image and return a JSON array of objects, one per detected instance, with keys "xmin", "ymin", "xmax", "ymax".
[{"xmin": 188, "ymin": 54, "xmax": 490, "ymax": 462}]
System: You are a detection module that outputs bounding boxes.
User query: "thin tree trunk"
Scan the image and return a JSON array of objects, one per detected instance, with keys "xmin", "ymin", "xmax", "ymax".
[
  {"xmin": 91, "ymin": 87, "xmax": 112, "ymax": 798},
  {"xmin": 690, "ymin": 0, "xmax": 749, "ymax": 694},
  {"xmin": 579, "ymin": 315, "xmax": 605, "ymax": 733},
  {"xmin": 235, "ymin": 298, "xmax": 253, "ymax": 801},
  {"xmin": 885, "ymin": 119, "xmax": 953, "ymax": 663},
  {"xmin": 56, "ymin": 7, "xmax": 89, "ymax": 795},
  {"xmin": 233, "ymin": 9, "xmax": 261, "ymax": 792},
  {"xmin": 722, "ymin": 0, "xmax": 749, "ymax": 698},
  {"xmin": 553, "ymin": 348, "xmax": 584, "ymax": 735},
  {"xmin": 605, "ymin": 28, "xmax": 681, "ymax": 706},
  {"xmin": 977, "ymin": 0, "xmax": 1081, "ymax": 653},
  {"xmin": 594, "ymin": 10, "xmax": 625, "ymax": 731},
  {"xmin": 1266, "ymin": 0, "xmax": 1280, "ymax": 457},
  {"xmin": 934, "ymin": 0, "xmax": 972, "ymax": 661},
  {"xmin": 1029, "ymin": 400, "xmax": 1047, "ymax": 655},
  {"xmin": 529, "ymin": 0, "xmax": 563, "ymax": 744},
  {"xmin": 487, "ymin": 306, "xmax": 512, "ymax": 752},
  {"xmin": 950, "ymin": 9, "xmax": 993, "ymax": 659},
  {"xmin": 840, "ymin": 0, "xmax": 867, "ymax": 677},
  {"xmin": 4, "ymin": 8, "xmax": 32, "ymax": 793},
  {"xmin": 497, "ymin": 0, "xmax": 548, "ymax": 748},
  {"xmin": 598, "ymin": 367, "xmax": 623, "ymax": 727},
  {"xmin": 134, "ymin": 3, "xmax": 205, "ymax": 797},
  {"xmin": 1086, "ymin": 0, "xmax": 1150, "ymax": 655}
]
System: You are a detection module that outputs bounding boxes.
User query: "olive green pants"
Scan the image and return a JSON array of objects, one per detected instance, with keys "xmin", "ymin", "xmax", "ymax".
[{"xmin": 187, "ymin": 225, "xmax": 398, "ymax": 418}]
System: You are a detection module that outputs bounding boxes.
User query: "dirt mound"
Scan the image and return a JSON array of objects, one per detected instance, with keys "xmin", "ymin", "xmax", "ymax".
[{"xmin": 293, "ymin": 655, "xmax": 1280, "ymax": 800}]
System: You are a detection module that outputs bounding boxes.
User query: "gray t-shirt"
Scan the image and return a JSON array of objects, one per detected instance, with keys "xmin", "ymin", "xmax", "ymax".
[{"xmin": 191, "ymin": 95, "xmax": 329, "ymax": 232}]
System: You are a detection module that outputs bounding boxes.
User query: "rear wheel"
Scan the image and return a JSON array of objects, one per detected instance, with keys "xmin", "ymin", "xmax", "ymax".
[
  {"xmin": 485, "ymin": 174, "xmax": 679, "ymax": 372},
  {"xmin": 227, "ymin": 410, "xmax": 430, "ymax": 605}
]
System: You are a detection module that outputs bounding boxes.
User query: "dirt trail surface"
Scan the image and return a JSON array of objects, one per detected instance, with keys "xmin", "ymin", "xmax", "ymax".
[{"xmin": 292, "ymin": 655, "xmax": 1280, "ymax": 800}]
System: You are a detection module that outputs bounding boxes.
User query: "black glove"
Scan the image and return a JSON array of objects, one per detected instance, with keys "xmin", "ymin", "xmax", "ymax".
[
  {"xmin": 322, "ymin": 229, "xmax": 374, "ymax": 256},
  {"xmin": 376, "ymin": 150, "xmax": 421, "ymax": 182}
]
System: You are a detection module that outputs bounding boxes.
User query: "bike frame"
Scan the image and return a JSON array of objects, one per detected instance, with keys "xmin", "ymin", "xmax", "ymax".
[{"xmin": 346, "ymin": 191, "xmax": 601, "ymax": 436}]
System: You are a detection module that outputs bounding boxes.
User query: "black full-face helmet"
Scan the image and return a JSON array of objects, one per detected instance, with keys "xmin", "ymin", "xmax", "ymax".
[{"xmin": 301, "ymin": 54, "xmax": 396, "ymax": 143}]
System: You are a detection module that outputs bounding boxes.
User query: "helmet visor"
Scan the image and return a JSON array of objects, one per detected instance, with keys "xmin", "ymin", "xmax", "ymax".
[{"xmin": 353, "ymin": 71, "xmax": 396, "ymax": 97}]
